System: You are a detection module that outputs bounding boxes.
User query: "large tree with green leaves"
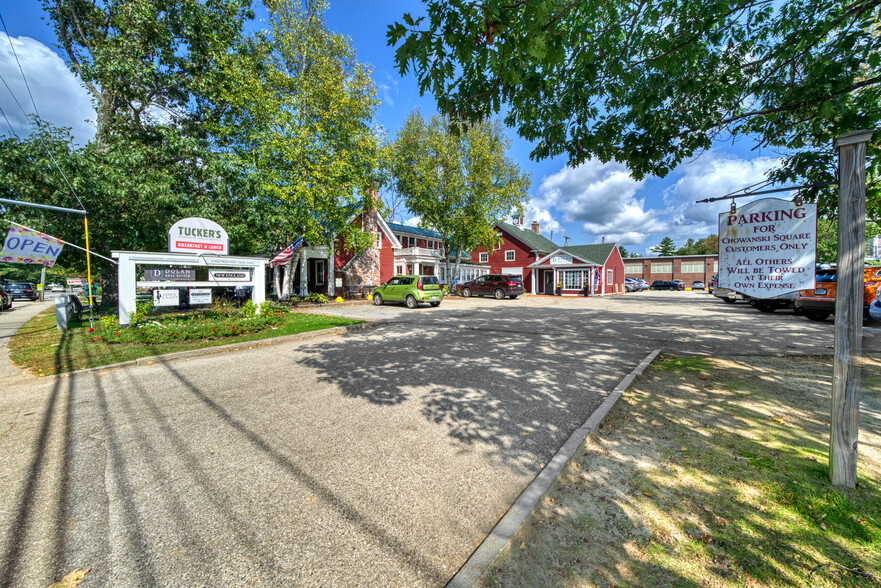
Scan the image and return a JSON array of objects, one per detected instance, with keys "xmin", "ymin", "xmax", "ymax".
[
  {"xmin": 215, "ymin": 0, "xmax": 381, "ymax": 295},
  {"xmin": 0, "ymin": 0, "xmax": 257, "ymax": 305},
  {"xmin": 389, "ymin": 0, "xmax": 881, "ymax": 218},
  {"xmin": 650, "ymin": 236, "xmax": 676, "ymax": 257},
  {"xmin": 386, "ymin": 110, "xmax": 530, "ymax": 280}
]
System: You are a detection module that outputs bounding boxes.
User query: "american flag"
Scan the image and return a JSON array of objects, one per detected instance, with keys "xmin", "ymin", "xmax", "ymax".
[{"xmin": 270, "ymin": 237, "xmax": 303, "ymax": 267}]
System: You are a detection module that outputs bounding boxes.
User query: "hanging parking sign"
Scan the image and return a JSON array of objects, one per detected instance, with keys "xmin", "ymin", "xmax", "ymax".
[
  {"xmin": 168, "ymin": 218, "xmax": 228, "ymax": 255},
  {"xmin": 718, "ymin": 198, "xmax": 817, "ymax": 298}
]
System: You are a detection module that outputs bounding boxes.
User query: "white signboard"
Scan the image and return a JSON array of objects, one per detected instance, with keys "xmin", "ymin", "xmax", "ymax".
[
  {"xmin": 67, "ymin": 278, "xmax": 85, "ymax": 286},
  {"xmin": 718, "ymin": 198, "xmax": 817, "ymax": 298},
  {"xmin": 189, "ymin": 289, "xmax": 212, "ymax": 305},
  {"xmin": 1, "ymin": 224, "xmax": 65, "ymax": 267},
  {"xmin": 209, "ymin": 269, "xmax": 250, "ymax": 282},
  {"xmin": 550, "ymin": 254, "xmax": 572, "ymax": 265},
  {"xmin": 168, "ymin": 218, "xmax": 229, "ymax": 255},
  {"xmin": 153, "ymin": 289, "xmax": 180, "ymax": 307}
]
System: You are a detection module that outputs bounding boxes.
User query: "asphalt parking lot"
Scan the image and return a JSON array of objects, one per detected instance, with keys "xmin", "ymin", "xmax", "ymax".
[{"xmin": 1, "ymin": 290, "xmax": 875, "ymax": 586}]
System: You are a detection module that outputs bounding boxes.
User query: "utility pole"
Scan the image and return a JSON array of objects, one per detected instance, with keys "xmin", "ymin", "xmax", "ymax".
[{"xmin": 830, "ymin": 129, "xmax": 874, "ymax": 487}]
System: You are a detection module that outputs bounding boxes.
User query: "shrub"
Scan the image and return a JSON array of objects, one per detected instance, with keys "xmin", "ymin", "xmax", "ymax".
[
  {"xmin": 240, "ymin": 299, "xmax": 256, "ymax": 317},
  {"xmin": 305, "ymin": 292, "xmax": 327, "ymax": 304},
  {"xmin": 259, "ymin": 301, "xmax": 274, "ymax": 316},
  {"xmin": 99, "ymin": 314, "xmax": 117, "ymax": 330},
  {"xmin": 130, "ymin": 301, "xmax": 152, "ymax": 324}
]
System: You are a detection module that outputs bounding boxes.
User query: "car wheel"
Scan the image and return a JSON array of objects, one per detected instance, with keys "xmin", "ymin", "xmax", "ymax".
[
  {"xmin": 462, "ymin": 287, "xmax": 472, "ymax": 298},
  {"xmin": 508, "ymin": 295, "xmax": 518, "ymax": 299},
  {"xmin": 754, "ymin": 302, "xmax": 776, "ymax": 313},
  {"xmin": 803, "ymin": 309, "xmax": 831, "ymax": 321},
  {"xmin": 405, "ymin": 295, "xmax": 418, "ymax": 309},
  {"xmin": 494, "ymin": 288, "xmax": 505, "ymax": 300},
  {"xmin": 723, "ymin": 298, "xmax": 736, "ymax": 304},
  {"xmin": 373, "ymin": 293, "xmax": 383, "ymax": 306},
  {"xmin": 429, "ymin": 301, "xmax": 441, "ymax": 307}
]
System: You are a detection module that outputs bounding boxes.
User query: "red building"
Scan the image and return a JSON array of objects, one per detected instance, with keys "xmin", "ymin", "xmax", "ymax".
[
  {"xmin": 470, "ymin": 219, "xmax": 559, "ymax": 293},
  {"xmin": 528, "ymin": 244, "xmax": 626, "ymax": 295}
]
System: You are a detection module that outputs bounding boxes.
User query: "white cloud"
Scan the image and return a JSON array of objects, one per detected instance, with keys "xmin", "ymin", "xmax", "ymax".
[
  {"xmin": 378, "ymin": 72, "xmax": 399, "ymax": 107},
  {"xmin": 664, "ymin": 152, "xmax": 780, "ymax": 235},
  {"xmin": 0, "ymin": 34, "xmax": 95, "ymax": 144},
  {"xmin": 403, "ymin": 215, "xmax": 421, "ymax": 227},
  {"xmin": 522, "ymin": 199, "xmax": 562, "ymax": 235},
  {"xmin": 536, "ymin": 159, "xmax": 667, "ymax": 245}
]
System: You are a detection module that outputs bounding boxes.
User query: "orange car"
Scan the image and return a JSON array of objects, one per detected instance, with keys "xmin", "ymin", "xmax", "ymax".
[{"xmin": 794, "ymin": 266, "xmax": 881, "ymax": 321}]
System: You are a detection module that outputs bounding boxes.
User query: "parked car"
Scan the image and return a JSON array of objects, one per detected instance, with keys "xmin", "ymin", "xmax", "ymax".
[
  {"xmin": 460, "ymin": 274, "xmax": 524, "ymax": 299},
  {"xmin": 373, "ymin": 275, "xmax": 443, "ymax": 308},
  {"xmin": 650, "ymin": 280, "xmax": 684, "ymax": 291},
  {"xmin": 691, "ymin": 280, "xmax": 706, "ymax": 290},
  {"xmin": 795, "ymin": 266, "xmax": 881, "ymax": 321},
  {"xmin": 50, "ymin": 284, "xmax": 65, "ymax": 292},
  {"xmin": 708, "ymin": 274, "xmax": 718, "ymax": 293},
  {"xmin": 624, "ymin": 277, "xmax": 643, "ymax": 292},
  {"xmin": 0, "ymin": 285, "xmax": 12, "ymax": 310},
  {"xmin": 5, "ymin": 282, "xmax": 38, "ymax": 301},
  {"xmin": 637, "ymin": 279, "xmax": 650, "ymax": 290},
  {"xmin": 746, "ymin": 291, "xmax": 798, "ymax": 313},
  {"xmin": 713, "ymin": 285, "xmax": 746, "ymax": 303}
]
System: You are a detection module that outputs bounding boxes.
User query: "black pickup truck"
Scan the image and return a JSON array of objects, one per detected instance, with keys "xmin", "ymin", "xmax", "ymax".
[{"xmin": 650, "ymin": 280, "xmax": 684, "ymax": 291}]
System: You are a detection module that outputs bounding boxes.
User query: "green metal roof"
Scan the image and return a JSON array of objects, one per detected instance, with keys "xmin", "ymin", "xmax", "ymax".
[
  {"xmin": 387, "ymin": 222, "xmax": 443, "ymax": 239},
  {"xmin": 562, "ymin": 243, "xmax": 617, "ymax": 265},
  {"xmin": 496, "ymin": 221, "xmax": 558, "ymax": 252}
]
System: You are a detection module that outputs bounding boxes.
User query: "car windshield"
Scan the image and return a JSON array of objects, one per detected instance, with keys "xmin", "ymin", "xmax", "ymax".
[{"xmin": 816, "ymin": 271, "xmax": 836, "ymax": 282}]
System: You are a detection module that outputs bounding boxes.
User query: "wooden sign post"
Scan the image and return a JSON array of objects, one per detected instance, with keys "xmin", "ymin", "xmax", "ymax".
[{"xmin": 830, "ymin": 129, "xmax": 874, "ymax": 487}]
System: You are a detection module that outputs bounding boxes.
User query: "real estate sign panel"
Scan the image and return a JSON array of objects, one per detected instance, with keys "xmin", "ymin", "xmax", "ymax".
[{"xmin": 718, "ymin": 198, "xmax": 817, "ymax": 298}]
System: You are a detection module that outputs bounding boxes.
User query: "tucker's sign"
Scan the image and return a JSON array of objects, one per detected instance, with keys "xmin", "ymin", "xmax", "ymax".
[
  {"xmin": 718, "ymin": 198, "xmax": 817, "ymax": 298},
  {"xmin": 168, "ymin": 218, "xmax": 228, "ymax": 255}
]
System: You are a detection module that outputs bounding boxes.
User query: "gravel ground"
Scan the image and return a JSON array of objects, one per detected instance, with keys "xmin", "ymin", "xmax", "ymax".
[{"xmin": 1, "ymin": 291, "xmax": 878, "ymax": 586}]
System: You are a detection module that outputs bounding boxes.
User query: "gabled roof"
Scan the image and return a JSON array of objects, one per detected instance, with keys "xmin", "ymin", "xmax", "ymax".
[
  {"xmin": 563, "ymin": 243, "xmax": 617, "ymax": 265},
  {"xmin": 387, "ymin": 222, "xmax": 442, "ymax": 240},
  {"xmin": 496, "ymin": 221, "xmax": 558, "ymax": 252}
]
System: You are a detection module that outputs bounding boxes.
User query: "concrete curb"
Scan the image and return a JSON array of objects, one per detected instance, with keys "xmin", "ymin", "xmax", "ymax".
[
  {"xmin": 447, "ymin": 348, "xmax": 662, "ymax": 587},
  {"xmin": 50, "ymin": 320, "xmax": 389, "ymax": 379}
]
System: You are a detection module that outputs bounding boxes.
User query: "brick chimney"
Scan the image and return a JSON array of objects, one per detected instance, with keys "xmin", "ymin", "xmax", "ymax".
[{"xmin": 531, "ymin": 221, "xmax": 540, "ymax": 234}]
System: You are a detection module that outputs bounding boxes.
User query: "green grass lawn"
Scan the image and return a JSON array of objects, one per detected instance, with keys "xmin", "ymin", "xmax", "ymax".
[
  {"xmin": 482, "ymin": 355, "xmax": 881, "ymax": 587},
  {"xmin": 9, "ymin": 308, "xmax": 362, "ymax": 376}
]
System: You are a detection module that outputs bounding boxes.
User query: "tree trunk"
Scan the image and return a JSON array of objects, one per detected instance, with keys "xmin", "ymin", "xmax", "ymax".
[{"xmin": 97, "ymin": 262, "xmax": 118, "ymax": 309}]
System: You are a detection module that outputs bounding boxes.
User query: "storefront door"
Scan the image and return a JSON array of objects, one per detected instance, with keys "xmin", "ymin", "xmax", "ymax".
[{"xmin": 544, "ymin": 270, "xmax": 555, "ymax": 295}]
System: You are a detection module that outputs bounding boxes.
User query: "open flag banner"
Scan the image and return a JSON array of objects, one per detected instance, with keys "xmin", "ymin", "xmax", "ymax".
[
  {"xmin": 1, "ymin": 223, "xmax": 64, "ymax": 267},
  {"xmin": 270, "ymin": 237, "xmax": 303, "ymax": 267}
]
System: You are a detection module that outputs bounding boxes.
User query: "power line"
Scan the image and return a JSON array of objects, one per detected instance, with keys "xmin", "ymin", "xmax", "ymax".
[
  {"xmin": 0, "ymin": 11, "xmax": 87, "ymax": 214},
  {"xmin": 0, "ymin": 102, "xmax": 18, "ymax": 138}
]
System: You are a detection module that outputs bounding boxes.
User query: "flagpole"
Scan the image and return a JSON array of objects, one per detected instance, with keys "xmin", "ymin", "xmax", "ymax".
[{"xmin": 84, "ymin": 217, "xmax": 94, "ymax": 306}]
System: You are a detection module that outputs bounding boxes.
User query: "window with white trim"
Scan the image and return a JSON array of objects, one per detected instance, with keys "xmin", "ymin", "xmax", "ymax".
[
  {"xmin": 651, "ymin": 262, "xmax": 673, "ymax": 273},
  {"xmin": 375, "ymin": 232, "xmax": 382, "ymax": 248},
  {"xmin": 681, "ymin": 261, "xmax": 703, "ymax": 273},
  {"xmin": 562, "ymin": 270, "xmax": 585, "ymax": 289},
  {"xmin": 607, "ymin": 269, "xmax": 613, "ymax": 286},
  {"xmin": 479, "ymin": 252, "xmax": 488, "ymax": 263},
  {"xmin": 505, "ymin": 250, "xmax": 515, "ymax": 262},
  {"xmin": 624, "ymin": 263, "xmax": 642, "ymax": 274},
  {"xmin": 713, "ymin": 261, "xmax": 718, "ymax": 272},
  {"xmin": 315, "ymin": 259, "xmax": 325, "ymax": 285},
  {"xmin": 494, "ymin": 241, "xmax": 501, "ymax": 250}
]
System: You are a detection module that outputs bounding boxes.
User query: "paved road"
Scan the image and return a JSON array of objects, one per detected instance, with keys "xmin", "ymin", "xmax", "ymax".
[{"xmin": 1, "ymin": 291, "xmax": 876, "ymax": 586}]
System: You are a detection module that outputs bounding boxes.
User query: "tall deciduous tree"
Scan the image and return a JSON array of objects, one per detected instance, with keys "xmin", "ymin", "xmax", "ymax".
[
  {"xmin": 386, "ymin": 110, "xmax": 530, "ymax": 280},
  {"xmin": 215, "ymin": 0, "xmax": 381, "ymax": 295},
  {"xmin": 4, "ymin": 0, "xmax": 257, "ymax": 305},
  {"xmin": 389, "ymin": 0, "xmax": 881, "ymax": 217}
]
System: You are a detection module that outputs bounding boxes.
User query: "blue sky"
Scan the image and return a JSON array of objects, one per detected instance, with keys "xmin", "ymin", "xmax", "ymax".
[{"xmin": 0, "ymin": 1, "xmax": 782, "ymax": 255}]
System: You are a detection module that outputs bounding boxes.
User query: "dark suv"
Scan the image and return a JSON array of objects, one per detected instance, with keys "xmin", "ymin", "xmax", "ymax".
[
  {"xmin": 460, "ymin": 274, "xmax": 524, "ymax": 299},
  {"xmin": 6, "ymin": 282, "xmax": 38, "ymax": 301},
  {"xmin": 0, "ymin": 285, "xmax": 12, "ymax": 310}
]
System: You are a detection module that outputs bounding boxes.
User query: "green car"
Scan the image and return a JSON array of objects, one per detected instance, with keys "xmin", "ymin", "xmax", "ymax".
[{"xmin": 373, "ymin": 275, "xmax": 443, "ymax": 309}]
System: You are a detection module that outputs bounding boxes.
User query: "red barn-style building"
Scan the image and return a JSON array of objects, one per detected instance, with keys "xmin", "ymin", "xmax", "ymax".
[
  {"xmin": 470, "ymin": 219, "xmax": 559, "ymax": 293},
  {"xmin": 529, "ymin": 244, "xmax": 626, "ymax": 295}
]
